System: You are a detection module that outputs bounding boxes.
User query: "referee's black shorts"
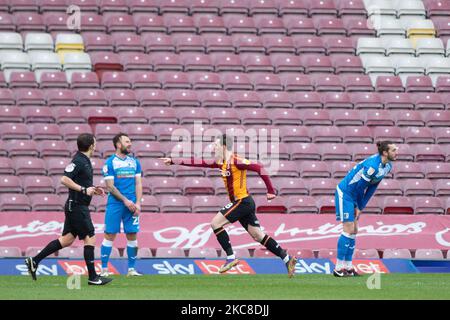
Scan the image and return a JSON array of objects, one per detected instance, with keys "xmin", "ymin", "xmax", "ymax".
[
  {"xmin": 62, "ymin": 202, "xmax": 95, "ymax": 240},
  {"xmin": 219, "ymin": 196, "xmax": 259, "ymax": 230}
]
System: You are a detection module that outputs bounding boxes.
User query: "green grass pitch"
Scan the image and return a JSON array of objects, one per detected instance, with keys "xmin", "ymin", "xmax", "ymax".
[{"xmin": 0, "ymin": 274, "xmax": 449, "ymax": 300}]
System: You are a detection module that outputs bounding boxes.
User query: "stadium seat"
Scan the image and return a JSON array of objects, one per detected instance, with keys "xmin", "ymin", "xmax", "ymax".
[
  {"xmin": 0, "ymin": 175, "xmax": 22, "ymax": 193},
  {"xmin": 159, "ymin": 195, "xmax": 191, "ymax": 213},
  {"xmin": 289, "ymin": 249, "xmax": 315, "ymax": 259},
  {"xmin": 341, "ymin": 74, "xmax": 373, "ymax": 92},
  {"xmin": 30, "ymin": 194, "xmax": 63, "ymax": 211},
  {"xmin": 292, "ymin": 36, "xmax": 325, "ymax": 55},
  {"xmin": 253, "ymin": 195, "xmax": 287, "ymax": 213},
  {"xmin": 189, "ymin": 72, "xmax": 222, "ymax": 90},
  {"xmin": 423, "ymin": 162, "xmax": 450, "ymax": 179},
  {"xmin": 0, "ymin": 247, "xmax": 22, "ymax": 257},
  {"xmin": 317, "ymin": 249, "xmax": 337, "ymax": 259},
  {"xmin": 219, "ymin": 248, "xmax": 251, "ymax": 258},
  {"xmin": 413, "ymin": 144, "xmax": 445, "ymax": 162},
  {"xmin": 191, "ymin": 196, "xmax": 222, "ymax": 213},
  {"xmin": 383, "ymin": 196, "xmax": 414, "ymax": 215},
  {"xmin": 270, "ymin": 54, "xmax": 303, "ymax": 73},
  {"xmin": 434, "ymin": 180, "xmax": 450, "ymax": 197},
  {"xmin": 253, "ymin": 249, "xmax": 275, "ymax": 258},
  {"xmin": 23, "ymin": 176, "xmax": 55, "ymax": 194},
  {"xmin": 392, "ymin": 162, "xmax": 425, "ymax": 179},
  {"xmin": 155, "ymin": 247, "xmax": 186, "ymax": 258},
  {"xmin": 287, "ymin": 195, "xmax": 319, "ymax": 214},
  {"xmin": 414, "ymin": 249, "xmax": 444, "ymax": 260},
  {"xmin": 372, "ymin": 126, "xmax": 404, "ymax": 144},
  {"xmin": 376, "ymin": 179, "xmax": 403, "ymax": 197},
  {"xmin": 392, "ymin": 110, "xmax": 425, "ymax": 127},
  {"xmin": 5, "ymin": 140, "xmax": 39, "ymax": 157},
  {"xmin": 350, "ymin": 92, "xmax": 383, "ymax": 110},
  {"xmin": 25, "ymin": 247, "xmax": 56, "ymax": 258},
  {"xmin": 0, "ymin": 193, "xmax": 31, "ymax": 211},
  {"xmin": 188, "ymin": 248, "xmax": 219, "ymax": 258},
  {"xmin": 58, "ymin": 247, "xmax": 84, "ymax": 258},
  {"xmin": 362, "ymin": 110, "xmax": 395, "ymax": 126},
  {"xmin": 382, "ymin": 249, "xmax": 412, "ymax": 259},
  {"xmin": 132, "ymin": 247, "xmax": 153, "ymax": 258},
  {"xmin": 341, "ymin": 126, "xmax": 373, "ymax": 143},
  {"xmin": 281, "ymin": 75, "xmax": 315, "ymax": 92},
  {"xmin": 354, "ymin": 249, "xmax": 380, "ymax": 259},
  {"xmin": 414, "ymin": 197, "xmax": 445, "ymax": 214},
  {"xmin": 321, "ymin": 92, "xmax": 353, "ymax": 109}
]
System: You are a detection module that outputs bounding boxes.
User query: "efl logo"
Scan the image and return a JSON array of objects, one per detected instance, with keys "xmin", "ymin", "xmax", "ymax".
[
  {"xmin": 332, "ymin": 259, "xmax": 389, "ymax": 274},
  {"xmin": 195, "ymin": 260, "xmax": 255, "ymax": 275},
  {"xmin": 58, "ymin": 261, "xmax": 119, "ymax": 275}
]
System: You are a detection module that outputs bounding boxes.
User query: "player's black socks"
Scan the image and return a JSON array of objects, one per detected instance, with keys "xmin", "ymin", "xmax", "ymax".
[
  {"xmin": 213, "ymin": 227, "xmax": 233, "ymax": 256},
  {"xmin": 261, "ymin": 235, "xmax": 287, "ymax": 259},
  {"xmin": 33, "ymin": 239, "xmax": 62, "ymax": 265},
  {"xmin": 84, "ymin": 245, "xmax": 97, "ymax": 280}
]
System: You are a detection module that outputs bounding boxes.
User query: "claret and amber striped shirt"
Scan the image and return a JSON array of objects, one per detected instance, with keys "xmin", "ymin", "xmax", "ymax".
[{"xmin": 172, "ymin": 154, "xmax": 275, "ymax": 202}]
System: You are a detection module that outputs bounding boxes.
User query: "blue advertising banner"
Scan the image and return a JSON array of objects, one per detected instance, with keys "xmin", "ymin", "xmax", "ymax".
[{"xmin": 0, "ymin": 258, "xmax": 421, "ymax": 276}]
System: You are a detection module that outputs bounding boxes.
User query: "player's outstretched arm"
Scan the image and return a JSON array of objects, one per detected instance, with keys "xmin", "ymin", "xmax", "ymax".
[{"xmin": 159, "ymin": 157, "xmax": 219, "ymax": 168}]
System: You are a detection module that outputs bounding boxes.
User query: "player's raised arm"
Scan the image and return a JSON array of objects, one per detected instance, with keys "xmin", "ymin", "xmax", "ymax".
[{"xmin": 159, "ymin": 157, "xmax": 220, "ymax": 168}]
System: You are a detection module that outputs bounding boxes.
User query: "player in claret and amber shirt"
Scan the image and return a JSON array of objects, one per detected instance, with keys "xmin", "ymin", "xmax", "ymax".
[{"xmin": 161, "ymin": 134, "xmax": 297, "ymax": 277}]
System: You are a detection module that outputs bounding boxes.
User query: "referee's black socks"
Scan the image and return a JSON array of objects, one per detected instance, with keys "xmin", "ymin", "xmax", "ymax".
[
  {"xmin": 33, "ymin": 239, "xmax": 62, "ymax": 265},
  {"xmin": 213, "ymin": 227, "xmax": 234, "ymax": 257},
  {"xmin": 84, "ymin": 245, "xmax": 97, "ymax": 280}
]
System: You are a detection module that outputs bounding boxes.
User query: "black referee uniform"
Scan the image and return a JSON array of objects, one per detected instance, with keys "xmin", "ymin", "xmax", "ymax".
[
  {"xmin": 62, "ymin": 151, "xmax": 95, "ymax": 240},
  {"xmin": 25, "ymin": 133, "xmax": 112, "ymax": 285}
]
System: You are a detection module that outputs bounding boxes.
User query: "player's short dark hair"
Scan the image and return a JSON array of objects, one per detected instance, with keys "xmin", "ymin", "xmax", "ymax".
[
  {"xmin": 377, "ymin": 140, "xmax": 393, "ymax": 155},
  {"xmin": 113, "ymin": 132, "xmax": 129, "ymax": 149},
  {"xmin": 77, "ymin": 133, "xmax": 95, "ymax": 152},
  {"xmin": 216, "ymin": 134, "xmax": 233, "ymax": 151}
]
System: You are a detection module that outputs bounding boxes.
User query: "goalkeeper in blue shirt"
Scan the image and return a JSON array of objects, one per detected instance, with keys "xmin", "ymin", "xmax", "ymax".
[
  {"xmin": 100, "ymin": 133, "xmax": 143, "ymax": 277},
  {"xmin": 334, "ymin": 141, "xmax": 398, "ymax": 277}
]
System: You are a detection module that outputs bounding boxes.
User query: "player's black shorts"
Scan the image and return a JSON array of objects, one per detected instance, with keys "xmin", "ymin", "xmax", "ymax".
[
  {"xmin": 219, "ymin": 196, "xmax": 259, "ymax": 230},
  {"xmin": 62, "ymin": 201, "xmax": 95, "ymax": 240}
]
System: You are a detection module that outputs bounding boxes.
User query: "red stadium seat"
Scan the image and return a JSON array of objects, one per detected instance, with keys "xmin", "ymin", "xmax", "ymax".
[
  {"xmin": 290, "ymin": 249, "xmax": 315, "ymax": 259},
  {"xmin": 25, "ymin": 247, "xmax": 56, "ymax": 258},
  {"xmin": 331, "ymin": 161, "xmax": 355, "ymax": 179},
  {"xmin": 23, "ymin": 176, "xmax": 55, "ymax": 194},
  {"xmin": 0, "ymin": 247, "xmax": 22, "ymax": 257},
  {"xmin": 0, "ymin": 175, "xmax": 22, "ymax": 193},
  {"xmin": 155, "ymin": 247, "xmax": 186, "ymax": 258},
  {"xmin": 375, "ymin": 75, "xmax": 404, "ymax": 92},
  {"xmin": 423, "ymin": 162, "xmax": 450, "ymax": 179},
  {"xmin": 383, "ymin": 249, "xmax": 412, "ymax": 259},
  {"xmin": 233, "ymin": 34, "xmax": 265, "ymax": 53},
  {"xmin": 253, "ymin": 195, "xmax": 287, "ymax": 213},
  {"xmin": 414, "ymin": 249, "xmax": 444, "ymax": 260},
  {"xmin": 0, "ymin": 194, "xmax": 31, "ymax": 211},
  {"xmin": 253, "ymin": 249, "xmax": 276, "ymax": 258},
  {"xmin": 191, "ymin": 195, "xmax": 222, "ymax": 213},
  {"xmin": 391, "ymin": 110, "xmax": 425, "ymax": 127},
  {"xmin": 188, "ymin": 248, "xmax": 219, "ymax": 258},
  {"xmin": 30, "ymin": 194, "xmax": 63, "ymax": 211},
  {"xmin": 317, "ymin": 249, "xmax": 337, "ymax": 259},
  {"xmin": 317, "ymin": 195, "xmax": 336, "ymax": 214},
  {"xmin": 287, "ymin": 195, "xmax": 319, "ymax": 214},
  {"xmin": 319, "ymin": 143, "xmax": 352, "ymax": 161},
  {"xmin": 330, "ymin": 110, "xmax": 364, "ymax": 127},
  {"xmin": 392, "ymin": 162, "xmax": 425, "ymax": 179},
  {"xmin": 220, "ymin": 248, "xmax": 251, "ymax": 258},
  {"xmin": 308, "ymin": 178, "xmax": 338, "ymax": 196},
  {"xmin": 5, "ymin": 140, "xmax": 38, "ymax": 157},
  {"xmin": 354, "ymin": 249, "xmax": 380, "ymax": 259},
  {"xmin": 159, "ymin": 195, "xmax": 191, "ymax": 213},
  {"xmin": 414, "ymin": 197, "xmax": 445, "ymax": 215},
  {"xmin": 383, "ymin": 196, "xmax": 414, "ymax": 215},
  {"xmin": 376, "ymin": 179, "xmax": 403, "ymax": 197}
]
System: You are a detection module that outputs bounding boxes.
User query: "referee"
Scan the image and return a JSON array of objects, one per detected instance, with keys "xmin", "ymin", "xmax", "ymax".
[{"xmin": 25, "ymin": 133, "xmax": 112, "ymax": 286}]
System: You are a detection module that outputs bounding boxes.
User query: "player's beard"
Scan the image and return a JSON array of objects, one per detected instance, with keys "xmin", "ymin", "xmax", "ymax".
[{"xmin": 122, "ymin": 147, "xmax": 130, "ymax": 155}]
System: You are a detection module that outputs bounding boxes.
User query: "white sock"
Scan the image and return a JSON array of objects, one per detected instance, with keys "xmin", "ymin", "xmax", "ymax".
[
  {"xmin": 336, "ymin": 259, "xmax": 345, "ymax": 270},
  {"xmin": 227, "ymin": 254, "xmax": 236, "ymax": 260},
  {"xmin": 283, "ymin": 255, "xmax": 290, "ymax": 263},
  {"xmin": 345, "ymin": 261, "xmax": 353, "ymax": 269}
]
